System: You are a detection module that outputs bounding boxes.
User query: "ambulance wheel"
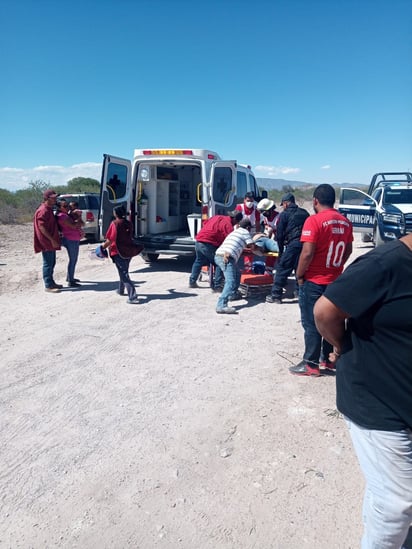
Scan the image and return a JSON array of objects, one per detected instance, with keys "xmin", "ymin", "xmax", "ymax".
[{"xmin": 141, "ymin": 252, "xmax": 159, "ymax": 263}]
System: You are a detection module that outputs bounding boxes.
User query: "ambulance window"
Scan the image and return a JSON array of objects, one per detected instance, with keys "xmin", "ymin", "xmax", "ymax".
[
  {"xmin": 248, "ymin": 173, "xmax": 258, "ymax": 195},
  {"xmin": 212, "ymin": 167, "xmax": 232, "ymax": 204},
  {"xmin": 237, "ymin": 171, "xmax": 247, "ymax": 198},
  {"xmin": 107, "ymin": 164, "xmax": 127, "ymax": 202}
]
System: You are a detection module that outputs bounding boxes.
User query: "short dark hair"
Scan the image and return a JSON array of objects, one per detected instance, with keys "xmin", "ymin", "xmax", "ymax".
[
  {"xmin": 244, "ymin": 192, "xmax": 255, "ymax": 200},
  {"xmin": 113, "ymin": 205, "xmax": 127, "ymax": 219},
  {"xmin": 313, "ymin": 184, "xmax": 335, "ymax": 207},
  {"xmin": 239, "ymin": 218, "xmax": 252, "ymax": 230},
  {"xmin": 228, "ymin": 210, "xmax": 243, "ymax": 222}
]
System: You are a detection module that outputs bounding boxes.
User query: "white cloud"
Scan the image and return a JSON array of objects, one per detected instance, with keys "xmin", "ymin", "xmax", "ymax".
[
  {"xmin": 254, "ymin": 165, "xmax": 301, "ymax": 178},
  {"xmin": 0, "ymin": 162, "xmax": 102, "ymax": 191},
  {"xmin": 321, "ymin": 164, "xmax": 331, "ymax": 170}
]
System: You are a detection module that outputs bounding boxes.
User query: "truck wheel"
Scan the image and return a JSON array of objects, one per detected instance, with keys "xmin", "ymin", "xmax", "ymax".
[
  {"xmin": 373, "ymin": 223, "xmax": 385, "ymax": 247},
  {"xmin": 361, "ymin": 233, "xmax": 372, "ymax": 243},
  {"xmin": 85, "ymin": 233, "xmax": 97, "ymax": 243},
  {"xmin": 141, "ymin": 253, "xmax": 159, "ymax": 263}
]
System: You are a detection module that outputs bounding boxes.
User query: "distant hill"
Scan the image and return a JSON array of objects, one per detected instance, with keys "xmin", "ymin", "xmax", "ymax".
[
  {"xmin": 256, "ymin": 178, "xmax": 309, "ymax": 190},
  {"xmin": 257, "ymin": 177, "xmax": 365, "ymax": 190}
]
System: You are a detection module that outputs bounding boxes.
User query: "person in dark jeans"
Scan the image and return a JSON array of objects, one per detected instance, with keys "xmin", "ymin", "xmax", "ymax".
[
  {"xmin": 102, "ymin": 205, "xmax": 141, "ymax": 304},
  {"xmin": 291, "ymin": 184, "xmax": 353, "ymax": 376},
  {"xmin": 266, "ymin": 193, "xmax": 309, "ymax": 303},
  {"xmin": 189, "ymin": 211, "xmax": 243, "ymax": 289},
  {"xmin": 33, "ymin": 189, "xmax": 62, "ymax": 293}
]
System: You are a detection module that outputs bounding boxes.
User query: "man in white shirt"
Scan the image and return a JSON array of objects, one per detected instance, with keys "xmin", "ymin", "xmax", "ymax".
[{"xmin": 214, "ymin": 218, "xmax": 255, "ymax": 314}]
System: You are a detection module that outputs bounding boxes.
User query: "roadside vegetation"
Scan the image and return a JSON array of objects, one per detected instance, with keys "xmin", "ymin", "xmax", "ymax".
[
  {"xmin": 0, "ymin": 178, "xmax": 100, "ymax": 224},
  {"xmin": 0, "ymin": 178, "xmax": 345, "ymax": 225}
]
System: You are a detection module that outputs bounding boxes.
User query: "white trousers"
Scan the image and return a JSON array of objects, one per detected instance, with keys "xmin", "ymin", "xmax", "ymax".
[{"xmin": 346, "ymin": 418, "xmax": 412, "ymax": 549}]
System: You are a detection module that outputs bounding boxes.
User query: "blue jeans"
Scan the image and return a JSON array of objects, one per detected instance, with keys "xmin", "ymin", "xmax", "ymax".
[
  {"xmin": 214, "ymin": 255, "xmax": 240, "ymax": 309},
  {"xmin": 346, "ymin": 418, "xmax": 412, "ymax": 549},
  {"xmin": 42, "ymin": 250, "xmax": 56, "ymax": 288},
  {"xmin": 190, "ymin": 241, "xmax": 223, "ymax": 288},
  {"xmin": 62, "ymin": 237, "xmax": 80, "ymax": 283},
  {"xmin": 113, "ymin": 255, "xmax": 136, "ymax": 299},
  {"xmin": 298, "ymin": 280, "xmax": 332, "ymax": 366},
  {"xmin": 254, "ymin": 236, "xmax": 279, "ymax": 253}
]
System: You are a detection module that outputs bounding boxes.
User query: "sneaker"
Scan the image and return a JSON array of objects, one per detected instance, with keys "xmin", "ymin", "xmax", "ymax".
[
  {"xmin": 45, "ymin": 287, "xmax": 60, "ymax": 293},
  {"xmin": 212, "ymin": 285, "xmax": 223, "ymax": 293},
  {"xmin": 266, "ymin": 295, "xmax": 282, "ymax": 304},
  {"xmin": 228, "ymin": 291, "xmax": 243, "ymax": 301},
  {"xmin": 320, "ymin": 361, "xmax": 336, "ymax": 373},
  {"xmin": 52, "ymin": 283, "xmax": 63, "ymax": 289},
  {"xmin": 189, "ymin": 281, "xmax": 199, "ymax": 288},
  {"xmin": 68, "ymin": 281, "xmax": 81, "ymax": 288},
  {"xmin": 127, "ymin": 296, "xmax": 139, "ymax": 304},
  {"xmin": 216, "ymin": 306, "xmax": 238, "ymax": 314},
  {"xmin": 289, "ymin": 360, "xmax": 321, "ymax": 377}
]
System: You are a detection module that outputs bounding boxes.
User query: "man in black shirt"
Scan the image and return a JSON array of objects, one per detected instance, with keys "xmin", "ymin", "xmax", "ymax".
[
  {"xmin": 314, "ymin": 234, "xmax": 412, "ymax": 548},
  {"xmin": 266, "ymin": 193, "xmax": 309, "ymax": 303}
]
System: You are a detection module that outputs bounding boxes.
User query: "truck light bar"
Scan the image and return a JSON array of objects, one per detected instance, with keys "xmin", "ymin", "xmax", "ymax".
[
  {"xmin": 142, "ymin": 149, "xmax": 193, "ymax": 156},
  {"xmin": 208, "ymin": 154, "xmax": 216, "ymax": 159}
]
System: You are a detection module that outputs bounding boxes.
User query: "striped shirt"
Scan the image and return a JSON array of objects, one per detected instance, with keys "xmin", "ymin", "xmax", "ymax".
[{"xmin": 215, "ymin": 227, "xmax": 253, "ymax": 262}]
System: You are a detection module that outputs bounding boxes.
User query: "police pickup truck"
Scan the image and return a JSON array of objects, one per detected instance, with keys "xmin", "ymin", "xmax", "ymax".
[{"xmin": 338, "ymin": 172, "xmax": 412, "ymax": 246}]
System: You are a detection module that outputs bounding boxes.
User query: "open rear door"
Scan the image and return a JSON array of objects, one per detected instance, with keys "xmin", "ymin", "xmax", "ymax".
[
  {"xmin": 338, "ymin": 188, "xmax": 376, "ymax": 234},
  {"xmin": 210, "ymin": 161, "xmax": 236, "ymax": 214},
  {"xmin": 99, "ymin": 154, "xmax": 131, "ymax": 239}
]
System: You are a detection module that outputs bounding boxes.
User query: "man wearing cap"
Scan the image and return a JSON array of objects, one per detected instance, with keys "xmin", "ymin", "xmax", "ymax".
[
  {"xmin": 189, "ymin": 210, "xmax": 243, "ymax": 289},
  {"xmin": 266, "ymin": 192, "xmax": 309, "ymax": 304},
  {"xmin": 33, "ymin": 189, "xmax": 62, "ymax": 292}
]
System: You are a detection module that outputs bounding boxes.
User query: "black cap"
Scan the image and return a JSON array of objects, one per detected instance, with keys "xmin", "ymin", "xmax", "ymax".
[{"xmin": 281, "ymin": 192, "xmax": 295, "ymax": 203}]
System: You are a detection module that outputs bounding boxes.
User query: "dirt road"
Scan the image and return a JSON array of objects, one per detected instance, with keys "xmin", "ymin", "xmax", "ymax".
[{"xmin": 0, "ymin": 224, "xmax": 372, "ymax": 548}]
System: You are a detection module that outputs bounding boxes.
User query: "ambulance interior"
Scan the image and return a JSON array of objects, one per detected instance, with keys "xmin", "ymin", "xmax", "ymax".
[{"xmin": 138, "ymin": 164, "xmax": 202, "ymax": 236}]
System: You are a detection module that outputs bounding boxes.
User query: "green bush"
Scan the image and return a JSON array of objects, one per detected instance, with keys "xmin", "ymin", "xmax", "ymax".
[{"xmin": 0, "ymin": 178, "xmax": 100, "ymax": 224}]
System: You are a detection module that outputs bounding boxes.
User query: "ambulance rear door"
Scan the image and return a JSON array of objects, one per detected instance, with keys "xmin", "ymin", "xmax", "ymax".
[
  {"xmin": 99, "ymin": 154, "xmax": 131, "ymax": 239},
  {"xmin": 210, "ymin": 161, "xmax": 237, "ymax": 215}
]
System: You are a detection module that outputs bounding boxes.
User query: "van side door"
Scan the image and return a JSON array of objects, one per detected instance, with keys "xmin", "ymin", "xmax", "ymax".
[
  {"xmin": 99, "ymin": 154, "xmax": 131, "ymax": 238},
  {"xmin": 210, "ymin": 161, "xmax": 236, "ymax": 215}
]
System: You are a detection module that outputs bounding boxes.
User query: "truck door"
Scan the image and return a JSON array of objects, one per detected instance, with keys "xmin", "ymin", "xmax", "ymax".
[
  {"xmin": 338, "ymin": 188, "xmax": 376, "ymax": 234},
  {"xmin": 210, "ymin": 161, "xmax": 236, "ymax": 214},
  {"xmin": 99, "ymin": 154, "xmax": 131, "ymax": 239}
]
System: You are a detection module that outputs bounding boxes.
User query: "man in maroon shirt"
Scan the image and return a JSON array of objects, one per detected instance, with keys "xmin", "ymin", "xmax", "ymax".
[
  {"xmin": 33, "ymin": 189, "xmax": 62, "ymax": 292},
  {"xmin": 189, "ymin": 210, "xmax": 243, "ymax": 289}
]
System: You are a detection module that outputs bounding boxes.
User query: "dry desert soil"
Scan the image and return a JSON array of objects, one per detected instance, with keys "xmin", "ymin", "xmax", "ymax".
[{"xmin": 0, "ymin": 223, "xmax": 379, "ymax": 548}]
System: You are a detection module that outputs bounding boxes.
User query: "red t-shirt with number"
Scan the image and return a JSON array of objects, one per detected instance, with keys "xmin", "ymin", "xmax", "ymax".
[{"xmin": 300, "ymin": 209, "xmax": 353, "ymax": 284}]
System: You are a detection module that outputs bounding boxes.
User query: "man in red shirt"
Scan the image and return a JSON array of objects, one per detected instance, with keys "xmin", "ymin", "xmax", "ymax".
[
  {"xmin": 33, "ymin": 189, "xmax": 62, "ymax": 292},
  {"xmin": 189, "ymin": 210, "xmax": 243, "ymax": 289},
  {"xmin": 290, "ymin": 184, "xmax": 353, "ymax": 376}
]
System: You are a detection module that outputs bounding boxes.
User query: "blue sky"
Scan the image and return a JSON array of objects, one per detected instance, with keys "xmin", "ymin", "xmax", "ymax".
[{"xmin": 1, "ymin": 0, "xmax": 411, "ymax": 191}]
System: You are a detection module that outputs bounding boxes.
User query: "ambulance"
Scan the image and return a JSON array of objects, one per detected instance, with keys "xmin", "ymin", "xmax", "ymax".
[{"xmin": 99, "ymin": 148, "xmax": 266, "ymax": 262}]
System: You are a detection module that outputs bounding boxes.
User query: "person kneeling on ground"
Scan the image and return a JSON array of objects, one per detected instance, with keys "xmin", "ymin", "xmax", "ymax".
[{"xmin": 214, "ymin": 218, "xmax": 255, "ymax": 314}]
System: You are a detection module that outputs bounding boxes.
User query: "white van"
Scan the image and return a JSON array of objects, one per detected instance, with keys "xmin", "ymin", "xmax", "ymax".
[{"xmin": 99, "ymin": 148, "xmax": 266, "ymax": 261}]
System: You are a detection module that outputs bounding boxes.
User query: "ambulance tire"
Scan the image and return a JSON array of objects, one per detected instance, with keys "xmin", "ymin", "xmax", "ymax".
[{"xmin": 141, "ymin": 252, "xmax": 159, "ymax": 263}]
